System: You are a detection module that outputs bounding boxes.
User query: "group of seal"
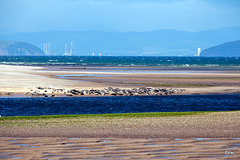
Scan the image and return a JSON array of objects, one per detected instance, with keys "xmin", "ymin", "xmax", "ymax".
[{"xmin": 26, "ymin": 86, "xmax": 185, "ymax": 97}]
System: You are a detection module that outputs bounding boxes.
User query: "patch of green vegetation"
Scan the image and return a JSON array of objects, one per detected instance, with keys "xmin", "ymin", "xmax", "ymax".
[
  {"xmin": 119, "ymin": 82, "xmax": 216, "ymax": 87},
  {"xmin": 67, "ymin": 76, "xmax": 92, "ymax": 78},
  {"xmin": 123, "ymin": 76, "xmax": 240, "ymax": 80},
  {"xmin": 0, "ymin": 111, "xmax": 236, "ymax": 121},
  {"xmin": 171, "ymin": 77, "xmax": 240, "ymax": 80}
]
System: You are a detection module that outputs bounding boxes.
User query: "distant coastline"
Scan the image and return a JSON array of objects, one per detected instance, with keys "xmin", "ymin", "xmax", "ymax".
[{"xmin": 1, "ymin": 26, "xmax": 240, "ymax": 56}]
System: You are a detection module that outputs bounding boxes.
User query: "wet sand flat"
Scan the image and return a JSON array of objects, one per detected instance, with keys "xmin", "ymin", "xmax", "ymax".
[{"xmin": 0, "ymin": 137, "xmax": 239, "ymax": 159}]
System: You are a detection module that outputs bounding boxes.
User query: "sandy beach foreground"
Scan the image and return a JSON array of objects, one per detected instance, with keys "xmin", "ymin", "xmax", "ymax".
[{"xmin": 0, "ymin": 111, "xmax": 240, "ymax": 159}]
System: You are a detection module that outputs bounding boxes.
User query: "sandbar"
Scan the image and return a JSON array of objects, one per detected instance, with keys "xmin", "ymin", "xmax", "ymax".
[{"xmin": 1, "ymin": 65, "xmax": 240, "ymax": 97}]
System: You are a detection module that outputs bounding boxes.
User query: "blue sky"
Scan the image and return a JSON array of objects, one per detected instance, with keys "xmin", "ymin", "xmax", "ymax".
[{"xmin": 0, "ymin": 0, "xmax": 240, "ymax": 35}]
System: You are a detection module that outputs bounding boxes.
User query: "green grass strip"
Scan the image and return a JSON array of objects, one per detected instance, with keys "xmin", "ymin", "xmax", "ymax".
[
  {"xmin": 121, "ymin": 76, "xmax": 240, "ymax": 80},
  {"xmin": 0, "ymin": 111, "xmax": 237, "ymax": 121},
  {"xmin": 120, "ymin": 82, "xmax": 216, "ymax": 87}
]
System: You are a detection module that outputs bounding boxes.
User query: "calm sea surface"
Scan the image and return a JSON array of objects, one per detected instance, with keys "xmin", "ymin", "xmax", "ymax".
[{"xmin": 0, "ymin": 95, "xmax": 240, "ymax": 117}]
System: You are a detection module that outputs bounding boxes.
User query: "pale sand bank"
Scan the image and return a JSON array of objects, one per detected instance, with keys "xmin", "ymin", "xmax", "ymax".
[
  {"xmin": 1, "ymin": 65, "xmax": 240, "ymax": 97},
  {"xmin": 0, "ymin": 65, "xmax": 106, "ymax": 95}
]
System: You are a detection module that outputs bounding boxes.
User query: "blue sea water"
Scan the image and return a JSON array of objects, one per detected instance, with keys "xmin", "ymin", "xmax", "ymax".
[
  {"xmin": 0, "ymin": 95, "xmax": 240, "ymax": 116},
  {"xmin": 0, "ymin": 56, "xmax": 240, "ymax": 67}
]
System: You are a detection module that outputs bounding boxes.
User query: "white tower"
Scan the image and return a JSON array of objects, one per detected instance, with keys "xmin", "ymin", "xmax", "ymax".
[
  {"xmin": 70, "ymin": 42, "xmax": 73, "ymax": 56},
  {"xmin": 197, "ymin": 48, "xmax": 201, "ymax": 56},
  {"xmin": 63, "ymin": 42, "xmax": 73, "ymax": 56},
  {"xmin": 43, "ymin": 43, "xmax": 51, "ymax": 55}
]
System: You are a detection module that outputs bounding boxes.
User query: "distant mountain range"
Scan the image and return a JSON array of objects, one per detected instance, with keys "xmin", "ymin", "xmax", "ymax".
[
  {"xmin": 0, "ymin": 26, "xmax": 240, "ymax": 56},
  {"xmin": 201, "ymin": 40, "xmax": 240, "ymax": 57},
  {"xmin": 0, "ymin": 40, "xmax": 44, "ymax": 56}
]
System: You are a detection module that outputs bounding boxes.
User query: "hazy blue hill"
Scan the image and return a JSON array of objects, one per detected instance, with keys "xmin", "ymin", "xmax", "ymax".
[
  {"xmin": 201, "ymin": 40, "xmax": 240, "ymax": 57},
  {"xmin": 193, "ymin": 27, "xmax": 240, "ymax": 44},
  {"xmin": 0, "ymin": 40, "xmax": 44, "ymax": 56},
  {"xmin": 1, "ymin": 27, "xmax": 240, "ymax": 56}
]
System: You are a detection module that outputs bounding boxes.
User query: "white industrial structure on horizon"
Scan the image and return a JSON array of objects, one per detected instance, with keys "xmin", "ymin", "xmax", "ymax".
[
  {"xmin": 63, "ymin": 42, "xmax": 73, "ymax": 56},
  {"xmin": 43, "ymin": 43, "xmax": 51, "ymax": 55},
  {"xmin": 92, "ymin": 52, "xmax": 102, "ymax": 56},
  {"xmin": 195, "ymin": 48, "xmax": 201, "ymax": 57},
  {"xmin": 198, "ymin": 48, "xmax": 201, "ymax": 56}
]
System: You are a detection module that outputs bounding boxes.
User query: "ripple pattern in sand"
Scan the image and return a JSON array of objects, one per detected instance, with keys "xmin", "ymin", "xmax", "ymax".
[{"xmin": 0, "ymin": 137, "xmax": 239, "ymax": 159}]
